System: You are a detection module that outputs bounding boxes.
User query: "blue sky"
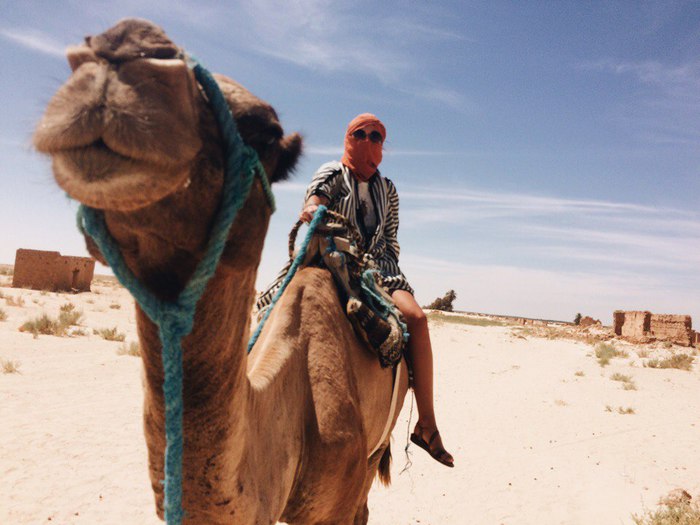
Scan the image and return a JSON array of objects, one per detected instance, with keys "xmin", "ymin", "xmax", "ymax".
[{"xmin": 1, "ymin": 1, "xmax": 698, "ymax": 322}]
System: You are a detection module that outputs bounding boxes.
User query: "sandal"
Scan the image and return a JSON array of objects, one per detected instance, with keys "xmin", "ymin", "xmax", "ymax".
[{"xmin": 410, "ymin": 425, "xmax": 454, "ymax": 468}]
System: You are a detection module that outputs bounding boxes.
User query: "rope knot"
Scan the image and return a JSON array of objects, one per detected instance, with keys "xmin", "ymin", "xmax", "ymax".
[{"xmin": 159, "ymin": 303, "xmax": 195, "ymax": 340}]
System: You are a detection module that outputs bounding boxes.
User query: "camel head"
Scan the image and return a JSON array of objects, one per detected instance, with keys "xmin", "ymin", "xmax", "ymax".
[{"xmin": 34, "ymin": 18, "xmax": 302, "ymax": 298}]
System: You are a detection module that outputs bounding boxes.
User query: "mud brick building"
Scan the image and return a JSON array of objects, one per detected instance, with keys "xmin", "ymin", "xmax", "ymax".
[
  {"xmin": 613, "ymin": 310, "xmax": 696, "ymax": 347},
  {"xmin": 12, "ymin": 249, "xmax": 95, "ymax": 292}
]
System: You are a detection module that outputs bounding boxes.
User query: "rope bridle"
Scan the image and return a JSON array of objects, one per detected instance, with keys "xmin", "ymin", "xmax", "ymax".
[{"xmin": 77, "ymin": 55, "xmax": 274, "ymax": 525}]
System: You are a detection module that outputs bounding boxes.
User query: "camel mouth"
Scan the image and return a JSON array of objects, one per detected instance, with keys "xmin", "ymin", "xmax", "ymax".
[{"xmin": 53, "ymin": 139, "xmax": 191, "ymax": 211}]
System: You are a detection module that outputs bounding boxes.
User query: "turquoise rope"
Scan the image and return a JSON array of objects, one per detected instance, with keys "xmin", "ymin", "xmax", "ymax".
[
  {"xmin": 360, "ymin": 269, "xmax": 410, "ymax": 342},
  {"xmin": 247, "ymin": 205, "xmax": 328, "ymax": 353},
  {"xmin": 77, "ymin": 57, "xmax": 273, "ymax": 525}
]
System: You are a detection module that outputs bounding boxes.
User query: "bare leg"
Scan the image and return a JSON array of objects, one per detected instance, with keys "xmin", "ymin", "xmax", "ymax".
[{"xmin": 391, "ymin": 290, "xmax": 454, "ymax": 467}]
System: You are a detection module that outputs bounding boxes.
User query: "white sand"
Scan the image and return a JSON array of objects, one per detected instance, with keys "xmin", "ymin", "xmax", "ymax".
[{"xmin": 1, "ymin": 279, "xmax": 699, "ymax": 524}]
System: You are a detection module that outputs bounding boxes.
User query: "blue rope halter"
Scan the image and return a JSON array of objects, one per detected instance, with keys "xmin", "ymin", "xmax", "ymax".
[{"xmin": 77, "ymin": 56, "xmax": 274, "ymax": 525}]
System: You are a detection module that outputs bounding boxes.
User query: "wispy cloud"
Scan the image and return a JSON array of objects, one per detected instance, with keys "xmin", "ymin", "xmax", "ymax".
[
  {"xmin": 226, "ymin": 0, "xmax": 467, "ymax": 108},
  {"xmin": 0, "ymin": 28, "xmax": 66, "ymax": 57},
  {"xmin": 580, "ymin": 58, "xmax": 700, "ymax": 144}
]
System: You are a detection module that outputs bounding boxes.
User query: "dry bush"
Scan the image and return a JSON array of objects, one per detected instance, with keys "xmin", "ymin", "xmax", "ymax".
[
  {"xmin": 117, "ymin": 341, "xmax": 140, "ymax": 357},
  {"xmin": 0, "ymin": 308, "xmax": 7, "ymax": 322},
  {"xmin": 5, "ymin": 295, "xmax": 25, "ymax": 307},
  {"xmin": 611, "ymin": 372, "xmax": 637, "ymax": 390},
  {"xmin": 109, "ymin": 303, "xmax": 121, "ymax": 310},
  {"xmin": 19, "ymin": 314, "xmax": 68, "ymax": 338},
  {"xmin": 633, "ymin": 499, "xmax": 700, "ymax": 524},
  {"xmin": 618, "ymin": 406, "xmax": 635, "ymax": 415},
  {"xmin": 646, "ymin": 354, "xmax": 694, "ymax": 371},
  {"xmin": 574, "ymin": 370, "xmax": 585, "ymax": 377},
  {"xmin": 2, "ymin": 358, "xmax": 21, "ymax": 374},
  {"xmin": 59, "ymin": 309, "xmax": 83, "ymax": 327},
  {"xmin": 0, "ymin": 267, "xmax": 13, "ymax": 276},
  {"xmin": 595, "ymin": 342, "xmax": 627, "ymax": 367},
  {"xmin": 94, "ymin": 327, "xmax": 126, "ymax": 342}
]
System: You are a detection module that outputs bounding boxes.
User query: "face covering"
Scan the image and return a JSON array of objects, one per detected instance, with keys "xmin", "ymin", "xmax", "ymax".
[{"xmin": 341, "ymin": 113, "xmax": 386, "ymax": 181}]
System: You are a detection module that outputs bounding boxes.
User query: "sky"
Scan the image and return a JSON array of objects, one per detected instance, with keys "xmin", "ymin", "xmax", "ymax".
[{"xmin": 1, "ymin": 1, "xmax": 698, "ymax": 323}]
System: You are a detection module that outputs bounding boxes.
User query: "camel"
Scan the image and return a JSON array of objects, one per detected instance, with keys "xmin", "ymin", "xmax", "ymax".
[{"xmin": 34, "ymin": 19, "xmax": 409, "ymax": 525}]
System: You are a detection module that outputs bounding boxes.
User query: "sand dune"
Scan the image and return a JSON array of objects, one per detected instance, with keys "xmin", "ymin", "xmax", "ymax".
[{"xmin": 1, "ymin": 279, "xmax": 699, "ymax": 524}]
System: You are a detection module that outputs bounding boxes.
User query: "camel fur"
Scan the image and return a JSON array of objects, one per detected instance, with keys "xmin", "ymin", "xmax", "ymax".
[{"xmin": 34, "ymin": 18, "xmax": 408, "ymax": 525}]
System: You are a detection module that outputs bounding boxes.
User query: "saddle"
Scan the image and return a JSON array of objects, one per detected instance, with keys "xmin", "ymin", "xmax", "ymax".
[{"xmin": 289, "ymin": 211, "xmax": 407, "ymax": 368}]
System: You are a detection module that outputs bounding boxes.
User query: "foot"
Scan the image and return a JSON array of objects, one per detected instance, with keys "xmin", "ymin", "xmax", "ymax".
[{"xmin": 410, "ymin": 423, "xmax": 454, "ymax": 467}]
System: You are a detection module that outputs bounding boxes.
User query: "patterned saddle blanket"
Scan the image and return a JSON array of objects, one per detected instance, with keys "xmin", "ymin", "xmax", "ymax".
[{"xmin": 293, "ymin": 211, "xmax": 407, "ymax": 368}]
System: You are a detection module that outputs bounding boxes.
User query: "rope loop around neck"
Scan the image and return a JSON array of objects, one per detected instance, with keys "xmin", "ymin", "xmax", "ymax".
[{"xmin": 76, "ymin": 56, "xmax": 275, "ymax": 525}]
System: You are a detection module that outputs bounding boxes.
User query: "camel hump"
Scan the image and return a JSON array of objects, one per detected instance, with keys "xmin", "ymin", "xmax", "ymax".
[{"xmin": 88, "ymin": 18, "xmax": 179, "ymax": 62}]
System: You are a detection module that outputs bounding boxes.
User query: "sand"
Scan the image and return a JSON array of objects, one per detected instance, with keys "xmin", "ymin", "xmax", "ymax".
[{"xmin": 1, "ymin": 277, "xmax": 699, "ymax": 525}]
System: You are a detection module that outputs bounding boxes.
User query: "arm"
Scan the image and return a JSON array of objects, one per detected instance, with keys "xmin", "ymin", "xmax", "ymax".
[
  {"xmin": 299, "ymin": 162, "xmax": 341, "ymax": 223},
  {"xmin": 300, "ymin": 194, "xmax": 329, "ymax": 223}
]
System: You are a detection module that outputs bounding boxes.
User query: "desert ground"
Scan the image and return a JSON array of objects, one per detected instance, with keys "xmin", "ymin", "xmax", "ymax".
[{"xmin": 1, "ymin": 273, "xmax": 699, "ymax": 525}]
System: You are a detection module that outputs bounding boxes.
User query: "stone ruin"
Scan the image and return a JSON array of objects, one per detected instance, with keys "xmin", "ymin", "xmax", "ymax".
[
  {"xmin": 12, "ymin": 248, "xmax": 95, "ymax": 293},
  {"xmin": 613, "ymin": 310, "xmax": 697, "ymax": 347},
  {"xmin": 578, "ymin": 316, "xmax": 601, "ymax": 328}
]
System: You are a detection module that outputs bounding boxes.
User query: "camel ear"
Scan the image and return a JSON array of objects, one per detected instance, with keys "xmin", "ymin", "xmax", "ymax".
[{"xmin": 270, "ymin": 133, "xmax": 303, "ymax": 183}]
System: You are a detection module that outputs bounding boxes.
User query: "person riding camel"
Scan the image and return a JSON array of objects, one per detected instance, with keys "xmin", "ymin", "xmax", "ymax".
[{"xmin": 258, "ymin": 113, "xmax": 454, "ymax": 467}]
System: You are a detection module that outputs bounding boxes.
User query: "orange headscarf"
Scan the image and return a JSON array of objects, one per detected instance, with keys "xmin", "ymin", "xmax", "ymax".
[{"xmin": 341, "ymin": 113, "xmax": 386, "ymax": 181}]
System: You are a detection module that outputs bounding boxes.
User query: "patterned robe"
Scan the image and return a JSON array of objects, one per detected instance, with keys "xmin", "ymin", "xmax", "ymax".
[{"xmin": 256, "ymin": 161, "xmax": 413, "ymax": 310}]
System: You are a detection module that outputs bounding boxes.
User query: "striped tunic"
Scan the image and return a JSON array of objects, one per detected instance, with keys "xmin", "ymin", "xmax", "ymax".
[{"xmin": 256, "ymin": 161, "xmax": 413, "ymax": 310}]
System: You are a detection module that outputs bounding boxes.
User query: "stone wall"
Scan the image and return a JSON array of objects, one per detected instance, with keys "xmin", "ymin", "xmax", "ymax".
[
  {"xmin": 613, "ymin": 310, "xmax": 695, "ymax": 347},
  {"xmin": 650, "ymin": 314, "xmax": 692, "ymax": 347},
  {"xmin": 12, "ymin": 249, "xmax": 95, "ymax": 292}
]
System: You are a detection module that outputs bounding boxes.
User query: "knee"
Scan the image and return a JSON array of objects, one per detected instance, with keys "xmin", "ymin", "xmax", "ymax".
[{"xmin": 401, "ymin": 304, "xmax": 427, "ymax": 330}]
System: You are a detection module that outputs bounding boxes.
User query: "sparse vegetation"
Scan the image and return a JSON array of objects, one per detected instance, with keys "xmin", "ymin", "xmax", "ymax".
[
  {"xmin": 611, "ymin": 372, "xmax": 637, "ymax": 390},
  {"xmin": 2, "ymin": 358, "xmax": 21, "ymax": 374},
  {"xmin": 94, "ymin": 327, "xmax": 126, "ymax": 342},
  {"xmin": 574, "ymin": 313, "xmax": 582, "ymax": 326},
  {"xmin": 646, "ymin": 354, "xmax": 694, "ymax": 371},
  {"xmin": 595, "ymin": 342, "xmax": 627, "ymax": 367},
  {"xmin": 618, "ymin": 406, "xmax": 635, "ymax": 415},
  {"xmin": 633, "ymin": 498, "xmax": 700, "ymax": 525},
  {"xmin": 574, "ymin": 370, "xmax": 585, "ymax": 377},
  {"xmin": 58, "ymin": 303, "xmax": 83, "ymax": 327},
  {"xmin": 71, "ymin": 328, "xmax": 88, "ymax": 337},
  {"xmin": 424, "ymin": 290, "xmax": 457, "ymax": 312},
  {"xmin": 662, "ymin": 341, "xmax": 674, "ymax": 349},
  {"xmin": 117, "ymin": 341, "xmax": 140, "ymax": 357},
  {"xmin": 109, "ymin": 303, "xmax": 121, "ymax": 310},
  {"xmin": 0, "ymin": 308, "xmax": 7, "ymax": 321},
  {"xmin": 5, "ymin": 295, "xmax": 25, "ymax": 307},
  {"xmin": 19, "ymin": 313, "xmax": 69, "ymax": 338},
  {"xmin": 427, "ymin": 311, "xmax": 504, "ymax": 327},
  {"xmin": 0, "ymin": 266, "xmax": 13, "ymax": 276}
]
